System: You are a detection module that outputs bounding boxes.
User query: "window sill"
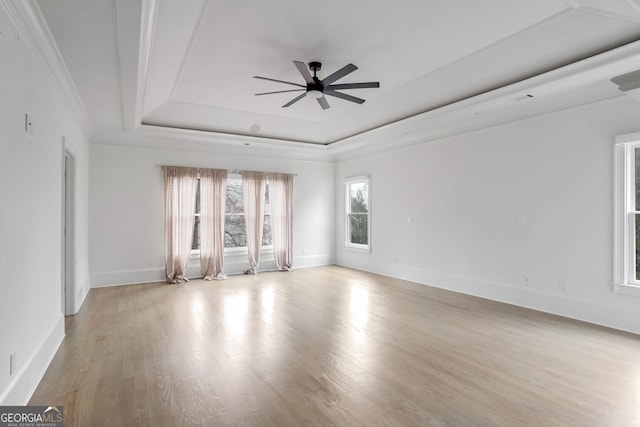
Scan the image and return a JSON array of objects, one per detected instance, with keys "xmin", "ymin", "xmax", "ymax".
[
  {"xmin": 344, "ymin": 244, "xmax": 370, "ymax": 254},
  {"xmin": 190, "ymin": 246, "xmax": 274, "ymax": 259},
  {"xmin": 612, "ymin": 283, "xmax": 640, "ymax": 298}
]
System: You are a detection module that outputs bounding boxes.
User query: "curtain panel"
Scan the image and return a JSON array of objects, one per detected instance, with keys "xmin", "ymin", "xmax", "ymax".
[
  {"xmin": 163, "ymin": 166, "xmax": 198, "ymax": 284},
  {"xmin": 268, "ymin": 173, "xmax": 294, "ymax": 271},
  {"xmin": 241, "ymin": 171, "xmax": 267, "ymax": 274},
  {"xmin": 200, "ymin": 168, "xmax": 228, "ymax": 280}
]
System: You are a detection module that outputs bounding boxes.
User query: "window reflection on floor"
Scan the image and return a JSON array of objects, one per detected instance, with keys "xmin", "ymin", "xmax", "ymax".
[
  {"xmin": 261, "ymin": 286, "xmax": 275, "ymax": 327},
  {"xmin": 223, "ymin": 290, "xmax": 249, "ymax": 344},
  {"xmin": 350, "ymin": 285, "xmax": 369, "ymax": 346},
  {"xmin": 636, "ymin": 371, "xmax": 640, "ymax": 424},
  {"xmin": 189, "ymin": 292, "xmax": 206, "ymax": 337}
]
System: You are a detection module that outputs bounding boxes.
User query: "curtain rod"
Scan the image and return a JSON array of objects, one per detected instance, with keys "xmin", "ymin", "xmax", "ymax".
[
  {"xmin": 229, "ymin": 169, "xmax": 297, "ymax": 176},
  {"xmin": 159, "ymin": 165, "xmax": 297, "ymax": 176}
]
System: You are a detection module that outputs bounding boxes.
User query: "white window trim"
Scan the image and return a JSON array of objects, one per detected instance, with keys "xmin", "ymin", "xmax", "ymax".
[
  {"xmin": 613, "ymin": 133, "xmax": 640, "ymax": 297},
  {"xmin": 345, "ymin": 175, "xmax": 371, "ymax": 252},
  {"xmin": 190, "ymin": 173, "xmax": 273, "ymax": 256},
  {"xmin": 190, "ymin": 246, "xmax": 274, "ymax": 259}
]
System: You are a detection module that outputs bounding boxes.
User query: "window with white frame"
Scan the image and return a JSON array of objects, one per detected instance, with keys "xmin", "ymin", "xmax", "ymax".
[
  {"xmin": 613, "ymin": 135, "xmax": 640, "ymax": 296},
  {"xmin": 191, "ymin": 176, "xmax": 272, "ymax": 251},
  {"xmin": 345, "ymin": 177, "xmax": 370, "ymax": 250}
]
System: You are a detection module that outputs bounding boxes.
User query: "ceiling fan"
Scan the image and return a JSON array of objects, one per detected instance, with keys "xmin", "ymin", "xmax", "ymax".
[{"xmin": 254, "ymin": 61, "xmax": 380, "ymax": 110}]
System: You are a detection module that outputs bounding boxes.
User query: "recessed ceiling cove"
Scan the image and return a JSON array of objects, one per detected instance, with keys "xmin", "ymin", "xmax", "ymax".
[{"xmin": 38, "ymin": 0, "xmax": 640, "ymax": 146}]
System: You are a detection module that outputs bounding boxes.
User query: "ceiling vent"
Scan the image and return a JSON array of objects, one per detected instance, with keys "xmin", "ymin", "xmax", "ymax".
[
  {"xmin": 611, "ymin": 70, "xmax": 640, "ymax": 101},
  {"xmin": 513, "ymin": 94, "xmax": 535, "ymax": 102}
]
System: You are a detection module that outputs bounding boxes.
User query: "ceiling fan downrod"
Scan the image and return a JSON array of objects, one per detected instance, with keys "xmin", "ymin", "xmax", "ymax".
[
  {"xmin": 306, "ymin": 62, "xmax": 323, "ymax": 98},
  {"xmin": 253, "ymin": 60, "xmax": 380, "ymax": 110}
]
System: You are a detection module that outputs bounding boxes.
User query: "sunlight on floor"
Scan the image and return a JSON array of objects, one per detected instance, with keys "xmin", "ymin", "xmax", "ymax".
[
  {"xmin": 260, "ymin": 286, "xmax": 275, "ymax": 327},
  {"xmin": 636, "ymin": 371, "xmax": 640, "ymax": 424},
  {"xmin": 189, "ymin": 292, "xmax": 206, "ymax": 337},
  {"xmin": 223, "ymin": 290, "xmax": 249, "ymax": 344},
  {"xmin": 350, "ymin": 285, "xmax": 369, "ymax": 346}
]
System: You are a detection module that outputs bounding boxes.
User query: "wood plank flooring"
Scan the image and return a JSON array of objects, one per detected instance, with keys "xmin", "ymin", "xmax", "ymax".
[{"xmin": 30, "ymin": 266, "xmax": 640, "ymax": 426}]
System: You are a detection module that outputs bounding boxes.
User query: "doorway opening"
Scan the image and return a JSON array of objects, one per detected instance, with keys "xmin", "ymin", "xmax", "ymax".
[{"xmin": 62, "ymin": 138, "xmax": 76, "ymax": 321}]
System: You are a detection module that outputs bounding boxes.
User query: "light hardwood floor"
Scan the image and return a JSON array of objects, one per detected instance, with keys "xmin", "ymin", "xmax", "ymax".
[{"xmin": 30, "ymin": 266, "xmax": 640, "ymax": 426}]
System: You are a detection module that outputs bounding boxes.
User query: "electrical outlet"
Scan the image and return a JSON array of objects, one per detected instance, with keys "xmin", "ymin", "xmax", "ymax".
[
  {"xmin": 559, "ymin": 280, "xmax": 569, "ymax": 292},
  {"xmin": 523, "ymin": 275, "xmax": 532, "ymax": 286},
  {"xmin": 9, "ymin": 353, "xmax": 15, "ymax": 376}
]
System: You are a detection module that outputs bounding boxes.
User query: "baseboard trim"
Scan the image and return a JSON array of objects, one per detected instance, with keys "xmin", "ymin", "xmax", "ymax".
[
  {"xmin": 74, "ymin": 285, "xmax": 89, "ymax": 313},
  {"xmin": 338, "ymin": 259, "xmax": 640, "ymax": 336},
  {"xmin": 0, "ymin": 314, "xmax": 65, "ymax": 405},
  {"xmin": 293, "ymin": 254, "xmax": 334, "ymax": 268},
  {"xmin": 91, "ymin": 267, "xmax": 164, "ymax": 287},
  {"xmin": 91, "ymin": 254, "xmax": 334, "ymax": 287}
]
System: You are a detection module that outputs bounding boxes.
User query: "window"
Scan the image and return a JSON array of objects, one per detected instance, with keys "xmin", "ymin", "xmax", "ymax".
[
  {"xmin": 191, "ymin": 176, "xmax": 272, "ymax": 252},
  {"xmin": 613, "ymin": 135, "xmax": 640, "ymax": 297},
  {"xmin": 224, "ymin": 177, "xmax": 245, "ymax": 248},
  {"xmin": 345, "ymin": 177, "xmax": 370, "ymax": 250},
  {"xmin": 192, "ymin": 180, "xmax": 201, "ymax": 250},
  {"xmin": 634, "ymin": 147, "xmax": 640, "ymax": 281}
]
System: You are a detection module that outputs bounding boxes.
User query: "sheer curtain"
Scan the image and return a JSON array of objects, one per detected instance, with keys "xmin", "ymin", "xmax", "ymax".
[
  {"xmin": 200, "ymin": 168, "xmax": 228, "ymax": 280},
  {"xmin": 163, "ymin": 166, "xmax": 198, "ymax": 284},
  {"xmin": 242, "ymin": 171, "xmax": 267, "ymax": 274},
  {"xmin": 268, "ymin": 173, "xmax": 293, "ymax": 271}
]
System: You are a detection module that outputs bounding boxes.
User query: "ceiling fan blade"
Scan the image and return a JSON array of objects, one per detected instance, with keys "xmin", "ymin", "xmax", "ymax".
[
  {"xmin": 293, "ymin": 61, "xmax": 314, "ymax": 84},
  {"xmin": 326, "ymin": 82, "xmax": 380, "ymax": 90},
  {"xmin": 324, "ymin": 90, "xmax": 365, "ymax": 104},
  {"xmin": 282, "ymin": 93, "xmax": 307, "ymax": 108},
  {"xmin": 317, "ymin": 96, "xmax": 330, "ymax": 110},
  {"xmin": 321, "ymin": 63, "xmax": 358, "ymax": 86},
  {"xmin": 255, "ymin": 89, "xmax": 305, "ymax": 96},
  {"xmin": 254, "ymin": 76, "xmax": 305, "ymax": 88}
]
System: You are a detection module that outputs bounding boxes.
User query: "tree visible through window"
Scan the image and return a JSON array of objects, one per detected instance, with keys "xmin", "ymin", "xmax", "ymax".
[
  {"xmin": 192, "ymin": 181, "xmax": 201, "ymax": 250},
  {"xmin": 224, "ymin": 178, "xmax": 245, "ymax": 248},
  {"xmin": 191, "ymin": 177, "xmax": 272, "ymax": 251},
  {"xmin": 346, "ymin": 178, "xmax": 370, "ymax": 248}
]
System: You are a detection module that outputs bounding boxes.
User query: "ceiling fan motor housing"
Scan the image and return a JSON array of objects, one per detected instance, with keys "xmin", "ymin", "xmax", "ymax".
[
  {"xmin": 253, "ymin": 60, "xmax": 379, "ymax": 109},
  {"xmin": 307, "ymin": 62, "xmax": 324, "ymax": 93}
]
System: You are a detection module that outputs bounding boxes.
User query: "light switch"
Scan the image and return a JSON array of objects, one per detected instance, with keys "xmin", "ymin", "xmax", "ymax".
[{"xmin": 25, "ymin": 113, "xmax": 33, "ymax": 135}]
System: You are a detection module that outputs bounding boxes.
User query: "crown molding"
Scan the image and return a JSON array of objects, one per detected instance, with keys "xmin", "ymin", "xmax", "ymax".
[
  {"xmin": 114, "ymin": 0, "xmax": 156, "ymax": 131},
  {"xmin": 628, "ymin": 0, "xmax": 640, "ymax": 14},
  {"xmin": 92, "ymin": 126, "xmax": 334, "ymax": 162},
  {"xmin": 329, "ymin": 38, "xmax": 640, "ymax": 160},
  {"xmin": 95, "ymin": 37, "xmax": 640, "ymax": 164},
  {"xmin": 134, "ymin": 0, "xmax": 157, "ymax": 129},
  {"xmin": 567, "ymin": 0, "xmax": 640, "ymax": 23},
  {"xmin": 0, "ymin": 0, "xmax": 94, "ymax": 137}
]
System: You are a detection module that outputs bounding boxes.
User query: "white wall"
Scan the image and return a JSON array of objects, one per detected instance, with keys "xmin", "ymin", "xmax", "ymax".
[
  {"xmin": 90, "ymin": 142, "xmax": 335, "ymax": 286},
  {"xmin": 336, "ymin": 96, "xmax": 640, "ymax": 335},
  {"xmin": 0, "ymin": 5, "xmax": 91, "ymax": 404}
]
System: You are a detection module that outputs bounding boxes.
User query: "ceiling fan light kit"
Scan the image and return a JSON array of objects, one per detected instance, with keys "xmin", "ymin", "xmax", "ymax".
[
  {"xmin": 254, "ymin": 61, "xmax": 380, "ymax": 110},
  {"xmin": 306, "ymin": 90, "xmax": 323, "ymax": 99}
]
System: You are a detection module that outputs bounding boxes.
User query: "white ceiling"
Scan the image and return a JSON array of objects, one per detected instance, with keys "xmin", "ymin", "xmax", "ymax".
[{"xmin": 36, "ymin": 0, "xmax": 640, "ymax": 152}]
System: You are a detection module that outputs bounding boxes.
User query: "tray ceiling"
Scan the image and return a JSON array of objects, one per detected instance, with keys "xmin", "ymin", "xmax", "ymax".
[{"xmin": 37, "ymin": 0, "xmax": 640, "ymax": 149}]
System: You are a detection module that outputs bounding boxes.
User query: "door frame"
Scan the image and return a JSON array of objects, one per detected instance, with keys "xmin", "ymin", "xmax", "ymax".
[{"xmin": 61, "ymin": 137, "xmax": 76, "ymax": 316}]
